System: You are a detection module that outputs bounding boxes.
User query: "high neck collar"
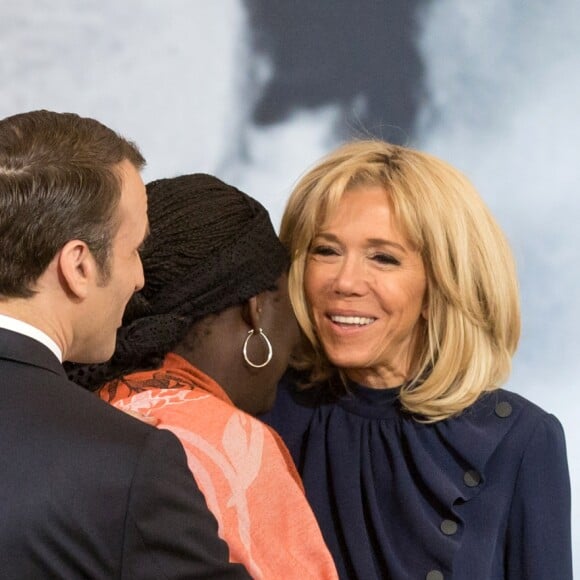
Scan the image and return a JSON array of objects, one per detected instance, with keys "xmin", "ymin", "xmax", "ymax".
[{"xmin": 337, "ymin": 379, "xmax": 402, "ymax": 419}]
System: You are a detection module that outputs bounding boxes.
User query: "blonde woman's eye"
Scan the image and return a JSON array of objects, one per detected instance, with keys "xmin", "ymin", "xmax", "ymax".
[
  {"xmin": 371, "ymin": 253, "xmax": 400, "ymax": 266},
  {"xmin": 311, "ymin": 245, "xmax": 339, "ymax": 257}
]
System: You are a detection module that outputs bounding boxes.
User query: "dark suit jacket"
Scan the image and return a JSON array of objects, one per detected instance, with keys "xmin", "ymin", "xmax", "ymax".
[{"xmin": 0, "ymin": 329, "xmax": 250, "ymax": 579}]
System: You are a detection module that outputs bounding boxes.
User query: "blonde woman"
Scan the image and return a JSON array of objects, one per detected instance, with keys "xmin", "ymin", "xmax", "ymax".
[{"xmin": 263, "ymin": 140, "xmax": 572, "ymax": 579}]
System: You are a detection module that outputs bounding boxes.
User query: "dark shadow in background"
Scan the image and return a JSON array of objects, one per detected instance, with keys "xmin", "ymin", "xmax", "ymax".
[{"xmin": 244, "ymin": 0, "xmax": 426, "ymax": 144}]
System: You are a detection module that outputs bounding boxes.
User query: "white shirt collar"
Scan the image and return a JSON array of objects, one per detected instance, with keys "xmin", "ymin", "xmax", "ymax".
[{"xmin": 0, "ymin": 314, "xmax": 63, "ymax": 362}]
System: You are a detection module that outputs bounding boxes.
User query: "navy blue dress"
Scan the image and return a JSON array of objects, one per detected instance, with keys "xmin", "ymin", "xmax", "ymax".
[{"xmin": 262, "ymin": 371, "xmax": 572, "ymax": 579}]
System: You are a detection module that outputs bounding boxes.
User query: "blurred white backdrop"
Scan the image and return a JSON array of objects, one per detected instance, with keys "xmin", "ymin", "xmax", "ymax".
[{"xmin": 1, "ymin": 0, "xmax": 578, "ymax": 570}]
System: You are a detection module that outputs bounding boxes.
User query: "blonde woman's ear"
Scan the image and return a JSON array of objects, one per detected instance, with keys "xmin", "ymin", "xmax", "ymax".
[{"xmin": 421, "ymin": 290, "xmax": 429, "ymax": 320}]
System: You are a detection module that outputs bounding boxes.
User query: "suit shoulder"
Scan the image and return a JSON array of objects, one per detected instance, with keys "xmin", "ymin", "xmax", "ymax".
[{"xmin": 2, "ymin": 361, "xmax": 159, "ymax": 464}]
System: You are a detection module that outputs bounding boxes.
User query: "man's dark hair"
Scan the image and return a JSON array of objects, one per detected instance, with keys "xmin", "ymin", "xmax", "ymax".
[{"xmin": 0, "ymin": 110, "xmax": 145, "ymax": 297}]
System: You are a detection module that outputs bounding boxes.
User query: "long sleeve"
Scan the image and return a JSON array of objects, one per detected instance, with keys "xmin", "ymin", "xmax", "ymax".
[
  {"xmin": 505, "ymin": 414, "xmax": 572, "ymax": 579},
  {"xmin": 122, "ymin": 428, "xmax": 250, "ymax": 579}
]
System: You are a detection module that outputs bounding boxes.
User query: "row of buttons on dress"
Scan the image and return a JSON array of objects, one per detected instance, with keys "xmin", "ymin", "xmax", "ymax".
[{"xmin": 424, "ymin": 400, "xmax": 513, "ymax": 580}]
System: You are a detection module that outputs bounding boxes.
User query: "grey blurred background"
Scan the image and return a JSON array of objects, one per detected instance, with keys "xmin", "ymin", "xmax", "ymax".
[{"xmin": 2, "ymin": 0, "xmax": 578, "ymax": 569}]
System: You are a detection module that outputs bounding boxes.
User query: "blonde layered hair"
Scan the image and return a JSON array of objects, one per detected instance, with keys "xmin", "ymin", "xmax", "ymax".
[{"xmin": 281, "ymin": 140, "xmax": 520, "ymax": 421}]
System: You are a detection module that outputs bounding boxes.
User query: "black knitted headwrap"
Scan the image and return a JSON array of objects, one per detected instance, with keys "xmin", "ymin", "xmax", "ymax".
[{"xmin": 67, "ymin": 173, "xmax": 288, "ymax": 390}]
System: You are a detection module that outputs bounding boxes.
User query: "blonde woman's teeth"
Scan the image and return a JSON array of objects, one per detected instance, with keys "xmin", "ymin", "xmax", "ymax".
[{"xmin": 330, "ymin": 315, "xmax": 375, "ymax": 326}]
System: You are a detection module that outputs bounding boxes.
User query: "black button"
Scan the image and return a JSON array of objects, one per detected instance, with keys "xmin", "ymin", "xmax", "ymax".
[
  {"xmin": 426, "ymin": 571, "xmax": 444, "ymax": 580},
  {"xmin": 440, "ymin": 519, "xmax": 458, "ymax": 535},
  {"xmin": 464, "ymin": 469, "xmax": 481, "ymax": 487},
  {"xmin": 495, "ymin": 401, "xmax": 512, "ymax": 418}
]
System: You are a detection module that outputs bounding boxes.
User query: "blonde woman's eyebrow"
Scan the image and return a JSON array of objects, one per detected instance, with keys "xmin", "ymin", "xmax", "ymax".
[
  {"xmin": 366, "ymin": 238, "xmax": 408, "ymax": 253},
  {"xmin": 315, "ymin": 232, "xmax": 407, "ymax": 253}
]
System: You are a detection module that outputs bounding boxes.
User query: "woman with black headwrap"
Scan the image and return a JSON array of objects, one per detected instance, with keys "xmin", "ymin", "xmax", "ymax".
[{"xmin": 68, "ymin": 174, "xmax": 337, "ymax": 579}]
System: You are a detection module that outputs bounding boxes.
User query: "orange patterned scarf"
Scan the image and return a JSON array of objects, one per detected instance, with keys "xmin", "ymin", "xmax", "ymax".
[{"xmin": 99, "ymin": 353, "xmax": 337, "ymax": 580}]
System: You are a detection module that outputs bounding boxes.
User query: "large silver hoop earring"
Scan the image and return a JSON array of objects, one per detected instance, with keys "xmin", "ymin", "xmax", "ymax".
[{"xmin": 243, "ymin": 328, "xmax": 273, "ymax": 369}]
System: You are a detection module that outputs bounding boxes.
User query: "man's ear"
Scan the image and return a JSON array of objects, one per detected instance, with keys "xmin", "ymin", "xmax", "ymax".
[
  {"xmin": 57, "ymin": 240, "xmax": 97, "ymax": 299},
  {"xmin": 241, "ymin": 295, "xmax": 263, "ymax": 331}
]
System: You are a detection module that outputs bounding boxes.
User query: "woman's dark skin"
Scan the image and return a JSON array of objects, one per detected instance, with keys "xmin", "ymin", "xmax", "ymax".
[{"xmin": 174, "ymin": 273, "xmax": 299, "ymax": 416}]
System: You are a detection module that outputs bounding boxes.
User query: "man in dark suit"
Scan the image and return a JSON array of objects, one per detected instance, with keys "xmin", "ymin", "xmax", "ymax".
[{"xmin": 0, "ymin": 110, "xmax": 249, "ymax": 578}]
